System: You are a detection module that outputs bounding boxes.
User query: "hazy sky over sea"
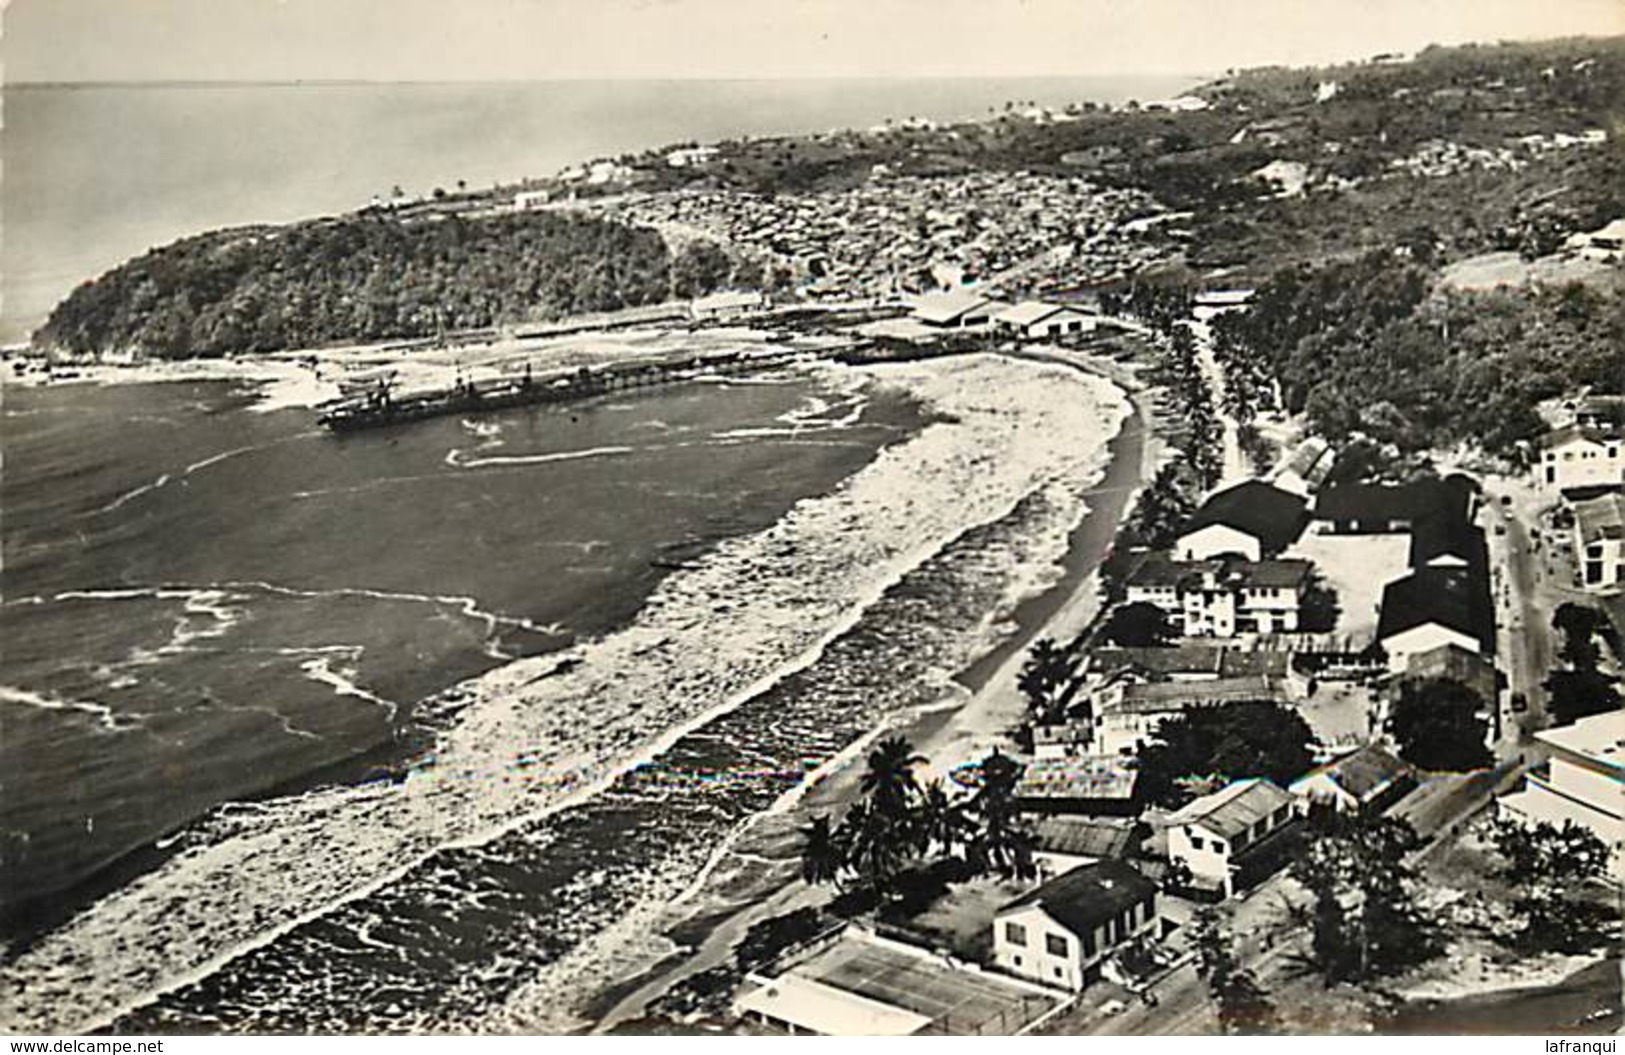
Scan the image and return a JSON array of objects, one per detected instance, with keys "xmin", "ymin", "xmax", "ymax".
[{"xmin": 6, "ymin": 0, "xmax": 1622, "ymax": 83}]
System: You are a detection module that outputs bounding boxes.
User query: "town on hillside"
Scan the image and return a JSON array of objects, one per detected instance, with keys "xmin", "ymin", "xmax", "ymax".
[
  {"xmin": 8, "ymin": 25, "xmax": 1624, "ymax": 1043},
  {"xmin": 601, "ymin": 271, "xmax": 1622, "ymax": 1036}
]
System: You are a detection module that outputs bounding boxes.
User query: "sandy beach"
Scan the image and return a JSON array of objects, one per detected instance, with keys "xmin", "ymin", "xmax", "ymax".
[{"xmin": 585, "ymin": 347, "xmax": 1160, "ymax": 1034}]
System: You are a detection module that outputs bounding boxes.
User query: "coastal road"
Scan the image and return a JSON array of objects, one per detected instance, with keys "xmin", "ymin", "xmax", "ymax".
[
  {"xmin": 1483, "ymin": 480, "xmax": 1557, "ymax": 744},
  {"xmin": 1187, "ymin": 321, "xmax": 1249, "ymax": 486}
]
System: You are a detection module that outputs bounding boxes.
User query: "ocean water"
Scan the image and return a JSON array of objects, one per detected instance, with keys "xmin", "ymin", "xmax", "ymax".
[
  {"xmin": 0, "ymin": 368, "xmax": 919, "ymax": 918},
  {"xmin": 0, "ymin": 75, "xmax": 1197, "ymax": 344},
  {"xmin": 0, "ymin": 354, "xmax": 1130, "ymax": 1032},
  {"xmin": 0, "ymin": 75, "xmax": 1154, "ymax": 1031}
]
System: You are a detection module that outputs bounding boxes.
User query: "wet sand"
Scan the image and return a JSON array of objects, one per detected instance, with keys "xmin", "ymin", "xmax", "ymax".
[{"xmin": 589, "ymin": 354, "xmax": 1157, "ymax": 1032}]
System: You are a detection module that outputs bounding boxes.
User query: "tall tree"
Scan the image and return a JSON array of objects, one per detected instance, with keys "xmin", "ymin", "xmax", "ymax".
[
  {"xmin": 1292, "ymin": 815, "xmax": 1441, "ymax": 985},
  {"xmin": 859, "ymin": 736, "xmax": 926, "ymax": 823},
  {"xmin": 1191, "ymin": 909, "xmax": 1278, "ymax": 1034},
  {"xmin": 1389, "ymin": 678, "xmax": 1493, "ymax": 771},
  {"xmin": 1129, "ymin": 464, "xmax": 1198, "ymax": 548},
  {"xmin": 1135, "ymin": 700, "xmax": 1315, "ymax": 807},
  {"xmin": 1491, "ymin": 819, "xmax": 1612, "ymax": 953},
  {"xmin": 1017, "ymin": 639, "xmax": 1080, "ymax": 725},
  {"xmin": 966, "ymin": 751, "xmax": 1037, "ymax": 881},
  {"xmin": 1103, "ymin": 602, "xmax": 1175, "ymax": 648},
  {"xmin": 917, "ymin": 779, "xmax": 972, "ymax": 860},
  {"xmin": 1544, "ymin": 667, "xmax": 1624, "ymax": 726},
  {"xmin": 839, "ymin": 801, "xmax": 910, "ymax": 899},
  {"xmin": 799, "ymin": 814, "xmax": 846, "ymax": 888}
]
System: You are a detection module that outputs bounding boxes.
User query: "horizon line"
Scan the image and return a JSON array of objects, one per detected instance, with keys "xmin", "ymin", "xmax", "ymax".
[{"xmin": 2, "ymin": 72, "xmax": 1220, "ymax": 90}]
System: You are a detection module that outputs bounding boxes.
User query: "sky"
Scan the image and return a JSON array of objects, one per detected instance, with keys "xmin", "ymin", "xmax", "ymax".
[{"xmin": 4, "ymin": 0, "xmax": 1622, "ymax": 83}]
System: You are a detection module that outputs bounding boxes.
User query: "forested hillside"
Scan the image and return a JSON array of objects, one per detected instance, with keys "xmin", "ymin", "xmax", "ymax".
[
  {"xmin": 34, "ymin": 210, "xmax": 744, "ymax": 359},
  {"xmin": 1212, "ymin": 251, "xmax": 1625, "ymax": 460}
]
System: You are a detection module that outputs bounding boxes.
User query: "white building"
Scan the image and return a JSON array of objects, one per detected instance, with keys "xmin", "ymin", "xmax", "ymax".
[
  {"xmin": 1174, "ymin": 480, "xmax": 1308, "ymax": 562},
  {"xmin": 1125, "ymin": 556, "xmax": 1313, "ymax": 637},
  {"xmin": 992, "ymin": 859, "xmax": 1159, "ymax": 991},
  {"xmin": 1191, "ymin": 289, "xmax": 1255, "ymax": 323},
  {"xmin": 1376, "ymin": 566, "xmax": 1494, "ymax": 674},
  {"xmin": 512, "ymin": 189, "xmax": 552, "ymax": 210},
  {"xmin": 1165, "ymin": 778, "xmax": 1298, "ymax": 898},
  {"xmin": 1536, "ymin": 425, "xmax": 1624, "ymax": 493},
  {"xmin": 1091, "ymin": 675, "xmax": 1296, "ymax": 756},
  {"xmin": 1498, "ymin": 709, "xmax": 1625, "ymax": 881},
  {"xmin": 994, "ymin": 301, "xmax": 1101, "ymax": 340},
  {"xmin": 666, "ymin": 145, "xmax": 720, "ymax": 168},
  {"xmin": 1572, "ymin": 493, "xmax": 1625, "ymax": 591},
  {"xmin": 908, "ymin": 289, "xmax": 1005, "ymax": 329}
]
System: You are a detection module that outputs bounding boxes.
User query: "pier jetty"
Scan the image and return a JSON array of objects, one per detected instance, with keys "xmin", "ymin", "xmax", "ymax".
[{"xmin": 315, "ymin": 343, "xmax": 844, "ymax": 432}]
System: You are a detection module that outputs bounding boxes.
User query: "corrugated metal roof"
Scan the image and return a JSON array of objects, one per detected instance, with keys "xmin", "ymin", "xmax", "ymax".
[{"xmin": 1166, "ymin": 778, "xmax": 1294, "ymax": 839}]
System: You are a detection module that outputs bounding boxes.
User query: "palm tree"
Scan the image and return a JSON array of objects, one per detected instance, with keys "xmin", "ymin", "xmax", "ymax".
[
  {"xmin": 860, "ymin": 736, "xmax": 925, "ymax": 823},
  {"xmin": 799, "ymin": 814, "xmax": 846, "ymax": 888},
  {"xmin": 917, "ymin": 780, "xmax": 971, "ymax": 859},
  {"xmin": 840, "ymin": 801, "xmax": 908, "ymax": 899},
  {"xmin": 967, "ymin": 750, "xmax": 1037, "ymax": 881},
  {"xmin": 1017, "ymin": 638, "xmax": 1078, "ymax": 723}
]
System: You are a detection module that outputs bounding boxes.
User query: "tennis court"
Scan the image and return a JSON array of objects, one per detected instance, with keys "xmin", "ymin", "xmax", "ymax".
[{"xmin": 787, "ymin": 932, "xmax": 1061, "ymax": 1034}]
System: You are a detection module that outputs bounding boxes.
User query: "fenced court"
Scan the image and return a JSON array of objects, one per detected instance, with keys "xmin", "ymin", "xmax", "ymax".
[{"xmin": 788, "ymin": 931, "xmax": 1062, "ymax": 1035}]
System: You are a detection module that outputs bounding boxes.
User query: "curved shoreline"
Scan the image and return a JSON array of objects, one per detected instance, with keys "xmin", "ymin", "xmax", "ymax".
[
  {"xmin": 585, "ymin": 351, "xmax": 1156, "ymax": 1033},
  {"xmin": 4, "ymin": 352, "xmax": 1129, "ymax": 1034}
]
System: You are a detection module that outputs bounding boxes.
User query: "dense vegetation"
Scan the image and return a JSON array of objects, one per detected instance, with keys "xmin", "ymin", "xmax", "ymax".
[
  {"xmin": 1490, "ymin": 818, "xmax": 1613, "ymax": 954},
  {"xmin": 1293, "ymin": 814, "xmax": 1442, "ymax": 984},
  {"xmin": 799, "ymin": 737, "xmax": 1036, "ymax": 903},
  {"xmin": 1134, "ymin": 700, "xmax": 1315, "ymax": 807},
  {"xmin": 35, "ymin": 211, "xmax": 749, "ymax": 359},
  {"xmin": 1212, "ymin": 250, "xmax": 1625, "ymax": 459},
  {"xmin": 1389, "ymin": 678, "xmax": 1494, "ymax": 771}
]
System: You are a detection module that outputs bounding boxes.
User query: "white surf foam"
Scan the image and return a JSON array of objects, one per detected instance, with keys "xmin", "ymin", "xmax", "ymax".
[{"xmin": 0, "ymin": 354, "xmax": 1128, "ymax": 1034}]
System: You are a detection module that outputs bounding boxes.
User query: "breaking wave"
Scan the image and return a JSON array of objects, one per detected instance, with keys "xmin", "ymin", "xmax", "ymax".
[{"xmin": 0, "ymin": 354, "xmax": 1128, "ymax": 1033}]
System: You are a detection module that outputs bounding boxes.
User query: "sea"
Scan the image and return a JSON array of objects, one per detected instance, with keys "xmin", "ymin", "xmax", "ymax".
[
  {"xmin": 0, "ymin": 77, "xmax": 1171, "ymax": 1032},
  {"xmin": 1, "ymin": 76, "xmax": 1197, "ymax": 346}
]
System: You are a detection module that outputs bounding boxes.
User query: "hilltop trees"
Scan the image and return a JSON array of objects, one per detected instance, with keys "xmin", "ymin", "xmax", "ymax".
[
  {"xmin": 1223, "ymin": 252, "xmax": 1625, "ymax": 459},
  {"xmin": 36, "ymin": 210, "xmax": 756, "ymax": 359},
  {"xmin": 1389, "ymin": 678, "xmax": 1493, "ymax": 772}
]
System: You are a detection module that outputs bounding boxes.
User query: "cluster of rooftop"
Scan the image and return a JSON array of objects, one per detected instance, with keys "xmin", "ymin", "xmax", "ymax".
[{"xmin": 604, "ymin": 171, "xmax": 1163, "ymax": 302}]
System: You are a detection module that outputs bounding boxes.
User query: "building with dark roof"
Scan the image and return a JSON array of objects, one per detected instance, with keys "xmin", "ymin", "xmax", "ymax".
[
  {"xmin": 1401, "ymin": 642, "xmax": 1498, "ymax": 703},
  {"xmin": 991, "ymin": 859, "xmax": 1159, "ymax": 991},
  {"xmin": 1125, "ymin": 555, "xmax": 1313, "ymax": 637},
  {"xmin": 1029, "ymin": 816, "xmax": 1138, "ymax": 863},
  {"xmin": 1288, "ymin": 744, "xmax": 1417, "ymax": 815},
  {"xmin": 1175, "ymin": 480, "xmax": 1309, "ymax": 561},
  {"xmin": 1408, "ymin": 512, "xmax": 1482, "ymax": 570},
  {"xmin": 1311, "ymin": 475, "xmax": 1476, "ymax": 535},
  {"xmin": 1376, "ymin": 564, "xmax": 1495, "ymax": 674}
]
